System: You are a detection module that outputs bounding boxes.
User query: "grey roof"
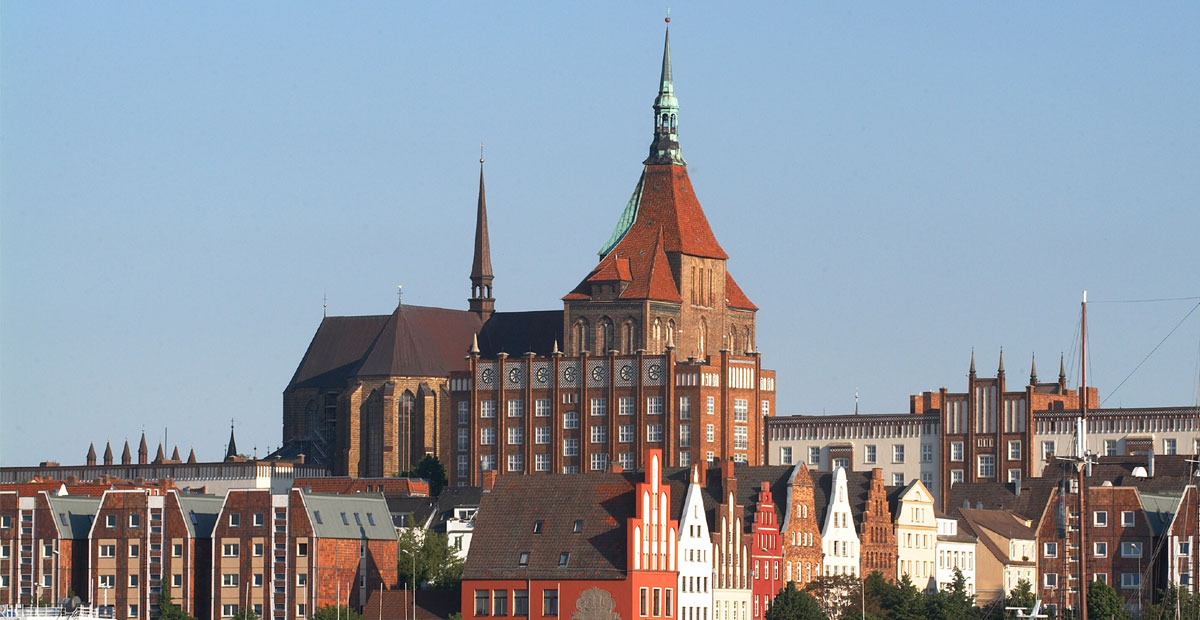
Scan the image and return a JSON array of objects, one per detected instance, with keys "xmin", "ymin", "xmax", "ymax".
[
  {"xmin": 302, "ymin": 493, "xmax": 398, "ymax": 541},
  {"xmin": 46, "ymin": 496, "xmax": 100, "ymax": 540},
  {"xmin": 387, "ymin": 496, "xmax": 438, "ymax": 529},
  {"xmin": 1139, "ymin": 491, "xmax": 1188, "ymax": 537},
  {"xmin": 177, "ymin": 495, "xmax": 224, "ymax": 538}
]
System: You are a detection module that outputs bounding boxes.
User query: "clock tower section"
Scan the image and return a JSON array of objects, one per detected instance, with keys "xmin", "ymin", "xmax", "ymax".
[{"xmin": 563, "ymin": 23, "xmax": 757, "ymax": 361}]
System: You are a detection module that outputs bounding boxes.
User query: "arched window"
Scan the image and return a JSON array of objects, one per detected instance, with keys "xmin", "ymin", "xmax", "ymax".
[
  {"xmin": 745, "ymin": 327, "xmax": 753, "ymax": 353},
  {"xmin": 667, "ymin": 319, "xmax": 676, "ymax": 349},
  {"xmin": 620, "ymin": 318, "xmax": 638, "ymax": 354},
  {"xmin": 399, "ymin": 391, "xmax": 416, "ymax": 468},
  {"xmin": 652, "ymin": 318, "xmax": 662, "ymax": 353},
  {"xmin": 572, "ymin": 318, "xmax": 590, "ymax": 355},
  {"xmin": 598, "ymin": 317, "xmax": 614, "ymax": 354}
]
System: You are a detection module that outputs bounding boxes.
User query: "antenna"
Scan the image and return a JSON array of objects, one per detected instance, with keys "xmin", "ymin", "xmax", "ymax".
[
  {"xmin": 397, "ymin": 285, "xmax": 403, "ymax": 306},
  {"xmin": 323, "ymin": 293, "xmax": 327, "ymax": 318}
]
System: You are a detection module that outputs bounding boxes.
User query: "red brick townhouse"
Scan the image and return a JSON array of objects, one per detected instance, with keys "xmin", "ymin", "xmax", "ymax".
[{"xmin": 462, "ymin": 449, "xmax": 679, "ymax": 620}]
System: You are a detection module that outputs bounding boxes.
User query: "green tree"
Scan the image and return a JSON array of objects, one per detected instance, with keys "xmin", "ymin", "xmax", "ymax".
[
  {"xmin": 1002, "ymin": 579, "xmax": 1036, "ymax": 620},
  {"xmin": 409, "ymin": 456, "xmax": 448, "ymax": 496},
  {"xmin": 804, "ymin": 574, "xmax": 860, "ymax": 620},
  {"xmin": 398, "ymin": 529, "xmax": 464, "ymax": 590},
  {"xmin": 767, "ymin": 581, "xmax": 827, "ymax": 620},
  {"xmin": 311, "ymin": 605, "xmax": 363, "ymax": 620},
  {"xmin": 232, "ymin": 608, "xmax": 259, "ymax": 620},
  {"xmin": 885, "ymin": 574, "xmax": 925, "ymax": 620},
  {"xmin": 158, "ymin": 589, "xmax": 198, "ymax": 620},
  {"xmin": 1086, "ymin": 579, "xmax": 1129, "ymax": 620}
]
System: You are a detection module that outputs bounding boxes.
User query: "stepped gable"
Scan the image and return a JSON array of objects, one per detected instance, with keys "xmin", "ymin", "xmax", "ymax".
[
  {"xmin": 465, "ymin": 472, "xmax": 638, "ymax": 579},
  {"xmin": 475, "ymin": 310, "xmax": 564, "ymax": 357},
  {"xmin": 288, "ymin": 304, "xmax": 485, "ymax": 389}
]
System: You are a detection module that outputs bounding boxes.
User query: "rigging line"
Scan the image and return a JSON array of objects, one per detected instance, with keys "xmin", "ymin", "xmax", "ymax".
[
  {"xmin": 1089, "ymin": 296, "xmax": 1200, "ymax": 304},
  {"xmin": 1100, "ymin": 301, "xmax": 1200, "ymax": 407}
]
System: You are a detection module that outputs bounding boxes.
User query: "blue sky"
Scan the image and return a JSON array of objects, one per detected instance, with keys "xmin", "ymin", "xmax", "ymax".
[{"xmin": 3, "ymin": 3, "xmax": 1198, "ymax": 466}]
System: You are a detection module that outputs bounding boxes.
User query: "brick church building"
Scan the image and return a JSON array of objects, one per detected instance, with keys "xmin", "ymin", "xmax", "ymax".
[{"xmin": 280, "ymin": 24, "xmax": 776, "ymax": 481}]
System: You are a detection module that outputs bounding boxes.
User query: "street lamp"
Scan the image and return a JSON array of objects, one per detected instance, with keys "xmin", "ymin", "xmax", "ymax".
[{"xmin": 398, "ymin": 548, "xmax": 416, "ymax": 620}]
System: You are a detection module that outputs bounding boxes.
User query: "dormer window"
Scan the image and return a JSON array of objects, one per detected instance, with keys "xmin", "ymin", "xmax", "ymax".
[
  {"xmin": 572, "ymin": 520, "xmax": 583, "ymax": 534},
  {"xmin": 519, "ymin": 552, "xmax": 530, "ymax": 566},
  {"xmin": 558, "ymin": 552, "xmax": 570, "ymax": 567},
  {"xmin": 533, "ymin": 521, "xmax": 544, "ymax": 534}
]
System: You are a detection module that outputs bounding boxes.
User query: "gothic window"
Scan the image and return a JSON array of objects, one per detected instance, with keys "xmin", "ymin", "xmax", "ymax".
[
  {"xmin": 572, "ymin": 318, "xmax": 590, "ymax": 355},
  {"xmin": 653, "ymin": 318, "xmax": 662, "ymax": 353},
  {"xmin": 729, "ymin": 326, "xmax": 738, "ymax": 353},
  {"xmin": 745, "ymin": 327, "xmax": 753, "ymax": 353},
  {"xmin": 620, "ymin": 318, "xmax": 637, "ymax": 354},
  {"xmin": 399, "ymin": 391, "xmax": 416, "ymax": 467},
  {"xmin": 598, "ymin": 317, "xmax": 614, "ymax": 354}
]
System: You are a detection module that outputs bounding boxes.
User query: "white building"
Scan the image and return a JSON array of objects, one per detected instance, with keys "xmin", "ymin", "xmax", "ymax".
[
  {"xmin": 892, "ymin": 480, "xmax": 938, "ymax": 591},
  {"xmin": 819, "ymin": 467, "xmax": 861, "ymax": 577},
  {"xmin": 678, "ymin": 465, "xmax": 713, "ymax": 620},
  {"xmin": 935, "ymin": 515, "xmax": 976, "ymax": 595}
]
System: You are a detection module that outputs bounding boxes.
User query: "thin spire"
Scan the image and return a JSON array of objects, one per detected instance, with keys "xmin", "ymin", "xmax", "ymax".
[
  {"xmin": 103, "ymin": 441, "xmax": 114, "ymax": 466},
  {"xmin": 1030, "ymin": 353, "xmax": 1038, "ymax": 384},
  {"xmin": 469, "ymin": 148, "xmax": 496, "ymax": 319},
  {"xmin": 138, "ymin": 432, "xmax": 149, "ymax": 465},
  {"xmin": 226, "ymin": 421, "xmax": 238, "ymax": 460},
  {"xmin": 469, "ymin": 333, "xmax": 480, "ymax": 356},
  {"xmin": 552, "ymin": 339, "xmax": 560, "ymax": 355},
  {"xmin": 998, "ymin": 347, "xmax": 1005, "ymax": 374},
  {"xmin": 645, "ymin": 19, "xmax": 686, "ymax": 165},
  {"xmin": 121, "ymin": 440, "xmax": 132, "ymax": 465},
  {"xmin": 969, "ymin": 349, "xmax": 976, "ymax": 375},
  {"xmin": 1059, "ymin": 352, "xmax": 1067, "ymax": 382}
]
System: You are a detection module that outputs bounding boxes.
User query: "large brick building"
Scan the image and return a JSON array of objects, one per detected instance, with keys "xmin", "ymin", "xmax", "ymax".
[{"xmin": 281, "ymin": 24, "xmax": 776, "ymax": 481}]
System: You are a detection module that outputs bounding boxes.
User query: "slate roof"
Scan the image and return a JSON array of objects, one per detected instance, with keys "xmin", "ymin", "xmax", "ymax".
[
  {"xmin": 46, "ymin": 496, "xmax": 100, "ymax": 540},
  {"xmin": 1139, "ymin": 492, "xmax": 1188, "ymax": 537},
  {"xmin": 387, "ymin": 495, "xmax": 439, "ymax": 529},
  {"xmin": 177, "ymin": 495, "xmax": 223, "ymax": 538},
  {"xmin": 946, "ymin": 476, "xmax": 1060, "ymax": 524},
  {"xmin": 301, "ymin": 493, "xmax": 397, "ymax": 541},
  {"xmin": 476, "ymin": 311, "xmax": 563, "ymax": 357}
]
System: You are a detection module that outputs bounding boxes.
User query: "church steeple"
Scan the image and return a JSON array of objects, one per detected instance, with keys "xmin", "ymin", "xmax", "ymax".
[
  {"xmin": 645, "ymin": 19, "xmax": 685, "ymax": 166},
  {"xmin": 469, "ymin": 150, "xmax": 495, "ymax": 320}
]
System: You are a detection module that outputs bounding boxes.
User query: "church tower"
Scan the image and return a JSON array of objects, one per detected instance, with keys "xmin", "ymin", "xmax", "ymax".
[
  {"xmin": 563, "ymin": 22, "xmax": 757, "ymax": 360},
  {"xmin": 469, "ymin": 154, "xmax": 495, "ymax": 320}
]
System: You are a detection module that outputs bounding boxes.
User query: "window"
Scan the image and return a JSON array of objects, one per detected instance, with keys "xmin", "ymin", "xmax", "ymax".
[
  {"xmin": 42, "ymin": 543, "xmax": 52, "ymax": 558},
  {"xmin": 535, "ymin": 427, "xmax": 550, "ymax": 444},
  {"xmin": 296, "ymin": 574, "xmax": 307, "ymax": 587},
  {"xmin": 172, "ymin": 544, "xmax": 182, "ymax": 557},
  {"xmin": 679, "ymin": 397, "xmax": 691, "ymax": 420},
  {"xmin": 508, "ymin": 400, "xmax": 524, "ymax": 417},
  {"xmin": 1007, "ymin": 469, "xmax": 1022, "ymax": 483},
  {"xmin": 1121, "ymin": 511, "xmax": 1135, "ymax": 527},
  {"xmin": 707, "ymin": 424, "xmax": 715, "ymax": 443},
  {"xmin": 535, "ymin": 454, "xmax": 550, "ymax": 472},
  {"xmin": 780, "ymin": 447, "xmax": 793, "ymax": 465},
  {"xmin": 222, "ymin": 543, "xmax": 239, "ymax": 557},
  {"xmin": 458, "ymin": 455, "xmax": 469, "ymax": 477},
  {"xmin": 340, "ymin": 512, "xmax": 349, "ymax": 525},
  {"xmin": 1165, "ymin": 438, "xmax": 1177, "ymax": 455},
  {"xmin": 1094, "ymin": 542, "xmax": 1108, "ymax": 557},
  {"xmin": 228, "ymin": 514, "xmax": 240, "ymax": 527},
  {"xmin": 733, "ymin": 426, "xmax": 747, "ymax": 450},
  {"xmin": 619, "ymin": 452, "xmax": 635, "ymax": 470},
  {"xmin": 480, "ymin": 400, "xmax": 496, "ymax": 418},
  {"xmin": 647, "ymin": 425, "xmax": 663, "ymax": 442},
  {"xmin": 252, "ymin": 574, "xmax": 263, "ymax": 587},
  {"xmin": 563, "ymin": 439, "xmax": 579, "ymax": 457},
  {"xmin": 223, "ymin": 574, "xmax": 238, "ymax": 587},
  {"xmin": 534, "ymin": 399, "xmax": 550, "ymax": 417},
  {"xmin": 977, "ymin": 454, "xmax": 995, "ymax": 478},
  {"xmin": 475, "ymin": 591, "xmax": 489, "ymax": 616},
  {"xmin": 100, "ymin": 545, "xmax": 116, "ymax": 558},
  {"xmin": 1094, "ymin": 511, "xmax": 1108, "ymax": 527},
  {"xmin": 652, "ymin": 588, "xmax": 661, "ymax": 616},
  {"xmin": 297, "ymin": 542, "xmax": 308, "ymax": 557},
  {"xmin": 481, "ymin": 428, "xmax": 496, "ymax": 445},
  {"xmin": 105, "ymin": 514, "xmax": 116, "ymax": 528},
  {"xmin": 458, "ymin": 401, "xmax": 469, "ymax": 424},
  {"xmin": 129, "ymin": 514, "xmax": 141, "ymax": 528},
  {"xmin": 590, "ymin": 453, "xmax": 608, "ymax": 471},
  {"xmin": 99, "ymin": 575, "xmax": 115, "ymax": 589},
  {"xmin": 1042, "ymin": 441, "xmax": 1055, "ymax": 460},
  {"xmin": 921, "ymin": 443, "xmax": 933, "ymax": 463},
  {"xmin": 950, "ymin": 442, "xmax": 964, "ymax": 461},
  {"xmin": 679, "ymin": 424, "xmax": 691, "ymax": 447},
  {"xmin": 1044, "ymin": 542, "xmax": 1058, "ymax": 558},
  {"xmin": 762, "ymin": 400, "xmax": 770, "ymax": 417},
  {"xmin": 129, "ymin": 574, "xmax": 139, "ymax": 588},
  {"xmin": 590, "ymin": 398, "xmax": 606, "ymax": 416},
  {"xmin": 893, "ymin": 445, "xmax": 905, "ymax": 463},
  {"xmin": 1121, "ymin": 573, "xmax": 1141, "ymax": 589},
  {"xmin": 222, "ymin": 605, "xmax": 238, "ymax": 618},
  {"xmin": 0, "ymin": 516, "xmax": 9, "ymax": 529},
  {"xmin": 481, "ymin": 455, "xmax": 496, "ymax": 471},
  {"xmin": 507, "ymin": 454, "xmax": 524, "ymax": 472},
  {"xmin": 129, "ymin": 605, "xmax": 139, "ymax": 618},
  {"xmin": 590, "ymin": 425, "xmax": 607, "ymax": 443},
  {"xmin": 865, "ymin": 445, "xmax": 877, "ymax": 464},
  {"xmin": 1008, "ymin": 440, "xmax": 1021, "ymax": 460},
  {"xmin": 508, "ymin": 427, "xmax": 525, "ymax": 445},
  {"xmin": 808, "ymin": 447, "xmax": 820, "ymax": 465},
  {"xmin": 253, "ymin": 542, "xmax": 264, "ymax": 557},
  {"xmin": 921, "ymin": 471, "xmax": 933, "ymax": 486},
  {"xmin": 297, "ymin": 605, "xmax": 307, "ymax": 618},
  {"xmin": 733, "ymin": 399, "xmax": 748, "ymax": 422},
  {"xmin": 892, "ymin": 473, "xmax": 904, "ymax": 486},
  {"xmin": 1180, "ymin": 541, "xmax": 1191, "ymax": 555},
  {"xmin": 558, "ymin": 552, "xmax": 570, "ymax": 566},
  {"xmin": 543, "ymin": 589, "xmax": 559, "ymax": 616},
  {"xmin": 458, "ymin": 428, "xmax": 469, "ymax": 452},
  {"xmin": 1104, "ymin": 440, "xmax": 1117, "ymax": 456},
  {"xmin": 679, "ymin": 451, "xmax": 690, "ymax": 466},
  {"xmin": 573, "ymin": 519, "xmax": 584, "ymax": 533},
  {"xmin": 514, "ymin": 590, "xmax": 529, "ymax": 616},
  {"xmin": 253, "ymin": 512, "xmax": 264, "ymax": 527},
  {"xmin": 1121, "ymin": 542, "xmax": 1142, "ymax": 558},
  {"xmin": 172, "ymin": 574, "xmax": 182, "ymax": 588},
  {"xmin": 706, "ymin": 396, "xmax": 715, "ymax": 415},
  {"xmin": 493, "ymin": 590, "xmax": 508, "ymax": 616},
  {"xmin": 640, "ymin": 588, "xmax": 648, "ymax": 616},
  {"xmin": 563, "ymin": 412, "xmax": 579, "ymax": 429},
  {"xmin": 1044, "ymin": 573, "xmax": 1058, "ymax": 588},
  {"xmin": 129, "ymin": 544, "xmax": 139, "ymax": 558}
]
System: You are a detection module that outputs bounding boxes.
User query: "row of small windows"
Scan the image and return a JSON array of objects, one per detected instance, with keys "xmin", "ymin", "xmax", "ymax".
[{"xmin": 474, "ymin": 588, "xmax": 559, "ymax": 617}]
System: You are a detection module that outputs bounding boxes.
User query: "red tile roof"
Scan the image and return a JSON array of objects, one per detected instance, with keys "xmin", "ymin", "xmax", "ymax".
[{"xmin": 724, "ymin": 270, "xmax": 757, "ymax": 311}]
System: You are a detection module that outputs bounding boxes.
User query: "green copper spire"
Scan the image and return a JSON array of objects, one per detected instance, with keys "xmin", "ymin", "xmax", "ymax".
[{"xmin": 645, "ymin": 21, "xmax": 686, "ymax": 166}]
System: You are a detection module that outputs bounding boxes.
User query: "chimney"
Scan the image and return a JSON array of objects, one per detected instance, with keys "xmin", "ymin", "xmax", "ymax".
[
  {"xmin": 976, "ymin": 501, "xmax": 983, "ymax": 510},
  {"xmin": 694, "ymin": 462, "xmax": 707, "ymax": 488},
  {"xmin": 609, "ymin": 462, "xmax": 624, "ymax": 474},
  {"xmin": 481, "ymin": 470, "xmax": 497, "ymax": 492},
  {"xmin": 1148, "ymin": 449, "xmax": 1155, "ymax": 478}
]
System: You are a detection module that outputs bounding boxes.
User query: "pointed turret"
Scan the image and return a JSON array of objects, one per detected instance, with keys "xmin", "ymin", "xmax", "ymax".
[
  {"xmin": 969, "ymin": 349, "xmax": 976, "ymax": 376},
  {"xmin": 171, "ymin": 446, "xmax": 180, "ymax": 462},
  {"xmin": 226, "ymin": 424, "xmax": 238, "ymax": 461},
  {"xmin": 998, "ymin": 348, "xmax": 1005, "ymax": 374},
  {"xmin": 645, "ymin": 20, "xmax": 685, "ymax": 166},
  {"xmin": 187, "ymin": 448, "xmax": 197, "ymax": 464},
  {"xmin": 154, "ymin": 443, "xmax": 165, "ymax": 464},
  {"xmin": 1030, "ymin": 354, "xmax": 1038, "ymax": 384},
  {"xmin": 469, "ymin": 152, "xmax": 495, "ymax": 320},
  {"xmin": 469, "ymin": 333, "xmax": 480, "ymax": 356},
  {"xmin": 1059, "ymin": 352, "xmax": 1067, "ymax": 389},
  {"xmin": 138, "ymin": 432, "xmax": 149, "ymax": 464},
  {"xmin": 121, "ymin": 441, "xmax": 132, "ymax": 465},
  {"xmin": 86, "ymin": 443, "xmax": 97, "ymax": 467},
  {"xmin": 103, "ymin": 442, "xmax": 114, "ymax": 466}
]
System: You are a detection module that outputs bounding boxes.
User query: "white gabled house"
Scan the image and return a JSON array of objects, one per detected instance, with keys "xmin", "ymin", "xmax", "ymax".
[
  {"xmin": 820, "ymin": 466, "xmax": 861, "ymax": 577},
  {"xmin": 678, "ymin": 463, "xmax": 714, "ymax": 620}
]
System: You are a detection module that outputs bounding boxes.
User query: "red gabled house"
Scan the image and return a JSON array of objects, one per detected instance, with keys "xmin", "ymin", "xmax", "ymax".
[{"xmin": 748, "ymin": 482, "xmax": 782, "ymax": 620}]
